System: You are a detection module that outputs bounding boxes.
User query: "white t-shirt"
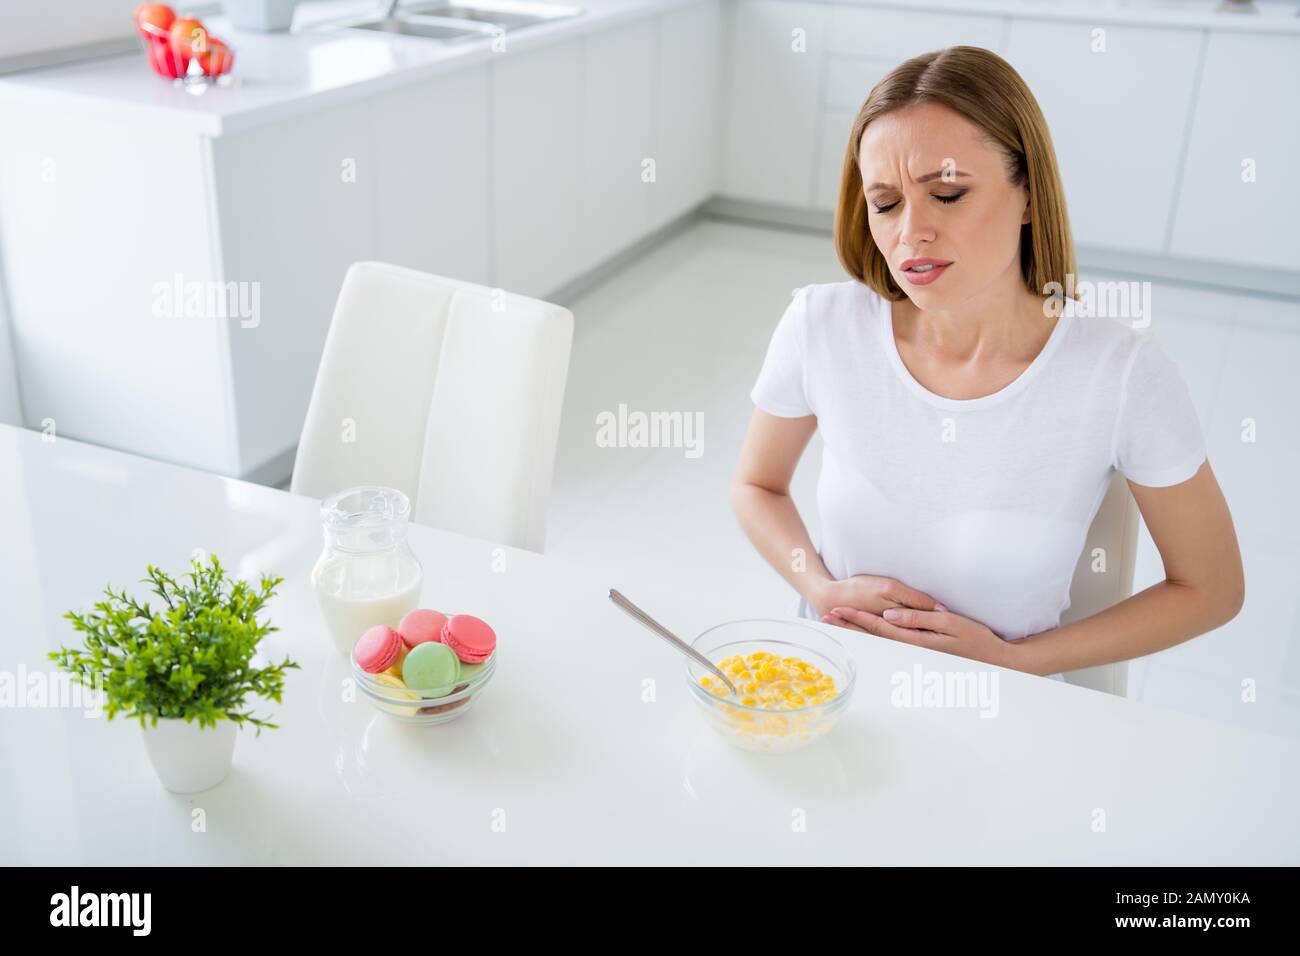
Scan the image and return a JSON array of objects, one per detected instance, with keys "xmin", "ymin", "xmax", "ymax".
[{"xmin": 750, "ymin": 280, "xmax": 1206, "ymax": 662}]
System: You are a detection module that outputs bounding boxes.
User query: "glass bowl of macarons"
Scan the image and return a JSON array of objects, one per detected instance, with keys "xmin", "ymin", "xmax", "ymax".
[
  {"xmin": 351, "ymin": 608, "xmax": 497, "ymax": 725},
  {"xmin": 685, "ymin": 619, "xmax": 856, "ymax": 753}
]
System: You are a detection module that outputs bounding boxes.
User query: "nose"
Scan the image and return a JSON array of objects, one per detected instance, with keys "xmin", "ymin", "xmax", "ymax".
[{"xmin": 899, "ymin": 199, "xmax": 937, "ymax": 251}]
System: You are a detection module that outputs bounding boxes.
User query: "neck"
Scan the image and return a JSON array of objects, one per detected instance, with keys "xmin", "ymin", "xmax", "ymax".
[{"xmin": 896, "ymin": 269, "xmax": 1053, "ymax": 363}]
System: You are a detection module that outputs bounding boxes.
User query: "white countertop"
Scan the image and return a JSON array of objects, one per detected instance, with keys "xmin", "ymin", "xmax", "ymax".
[
  {"xmin": 1, "ymin": 423, "xmax": 1298, "ymax": 865},
  {"xmin": 0, "ymin": 0, "xmax": 695, "ymax": 136},
  {"xmin": 1, "ymin": 0, "xmax": 1296, "ymax": 137}
]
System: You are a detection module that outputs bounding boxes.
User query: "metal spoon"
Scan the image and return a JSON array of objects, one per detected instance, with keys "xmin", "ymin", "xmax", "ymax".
[{"xmin": 608, "ymin": 588, "xmax": 738, "ymax": 697}]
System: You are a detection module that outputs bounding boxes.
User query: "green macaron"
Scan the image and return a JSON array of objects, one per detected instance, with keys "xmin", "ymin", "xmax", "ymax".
[
  {"xmin": 401, "ymin": 642, "xmax": 459, "ymax": 698},
  {"xmin": 455, "ymin": 660, "xmax": 484, "ymax": 683}
]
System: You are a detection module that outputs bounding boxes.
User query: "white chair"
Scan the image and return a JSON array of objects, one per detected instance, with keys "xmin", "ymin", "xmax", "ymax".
[
  {"xmin": 1058, "ymin": 471, "xmax": 1141, "ymax": 696},
  {"xmin": 291, "ymin": 261, "xmax": 574, "ymax": 553}
]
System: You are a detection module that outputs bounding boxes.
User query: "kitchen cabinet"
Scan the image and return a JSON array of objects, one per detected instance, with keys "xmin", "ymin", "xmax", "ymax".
[
  {"xmin": 1169, "ymin": 30, "xmax": 1300, "ymax": 272},
  {"xmin": 210, "ymin": 97, "xmax": 379, "ymax": 480},
  {"xmin": 372, "ymin": 67, "xmax": 493, "ymax": 286},
  {"xmin": 497, "ymin": 2, "xmax": 724, "ymax": 296},
  {"xmin": 1003, "ymin": 18, "xmax": 1201, "ymax": 256},
  {"xmin": 720, "ymin": 0, "xmax": 825, "ymax": 207},
  {"xmin": 491, "ymin": 38, "xmax": 584, "ymax": 298},
  {"xmin": 0, "ymin": 101, "xmax": 234, "ymax": 474},
  {"xmin": 648, "ymin": 0, "xmax": 722, "ymax": 232},
  {"xmin": 578, "ymin": 20, "xmax": 656, "ymax": 274},
  {"xmin": 205, "ymin": 71, "xmax": 496, "ymax": 480}
]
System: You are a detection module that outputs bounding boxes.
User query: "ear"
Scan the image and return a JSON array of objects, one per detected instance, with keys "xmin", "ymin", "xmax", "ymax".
[{"xmin": 1021, "ymin": 190, "xmax": 1032, "ymax": 226}]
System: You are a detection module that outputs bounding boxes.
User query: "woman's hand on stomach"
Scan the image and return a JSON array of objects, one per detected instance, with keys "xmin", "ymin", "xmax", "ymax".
[
  {"xmin": 823, "ymin": 594, "xmax": 1017, "ymax": 670},
  {"xmin": 813, "ymin": 574, "xmax": 942, "ymax": 626}
]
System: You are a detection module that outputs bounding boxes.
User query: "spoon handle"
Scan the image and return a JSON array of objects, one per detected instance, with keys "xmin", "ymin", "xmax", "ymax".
[{"xmin": 608, "ymin": 589, "xmax": 738, "ymax": 696}]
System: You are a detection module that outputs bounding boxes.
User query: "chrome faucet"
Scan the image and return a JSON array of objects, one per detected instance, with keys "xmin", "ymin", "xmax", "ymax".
[{"xmin": 384, "ymin": 0, "xmax": 401, "ymax": 18}]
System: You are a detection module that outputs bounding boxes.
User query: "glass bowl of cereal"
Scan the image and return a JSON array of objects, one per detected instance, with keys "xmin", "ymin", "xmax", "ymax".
[{"xmin": 684, "ymin": 619, "xmax": 855, "ymax": 753}]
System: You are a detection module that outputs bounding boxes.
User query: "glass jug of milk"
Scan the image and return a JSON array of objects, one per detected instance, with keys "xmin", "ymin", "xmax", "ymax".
[{"xmin": 311, "ymin": 486, "xmax": 423, "ymax": 657}]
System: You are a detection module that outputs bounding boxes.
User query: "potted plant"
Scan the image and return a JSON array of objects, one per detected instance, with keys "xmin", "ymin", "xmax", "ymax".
[{"xmin": 51, "ymin": 555, "xmax": 299, "ymax": 794}]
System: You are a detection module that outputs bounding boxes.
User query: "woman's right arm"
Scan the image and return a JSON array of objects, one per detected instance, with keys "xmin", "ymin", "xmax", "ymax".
[
  {"xmin": 730, "ymin": 408, "xmax": 943, "ymax": 624},
  {"xmin": 730, "ymin": 408, "xmax": 836, "ymax": 616}
]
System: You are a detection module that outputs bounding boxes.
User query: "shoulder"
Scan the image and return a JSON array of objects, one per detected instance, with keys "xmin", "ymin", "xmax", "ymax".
[
  {"xmin": 1058, "ymin": 299, "xmax": 1158, "ymax": 374},
  {"xmin": 787, "ymin": 279, "xmax": 888, "ymax": 335},
  {"xmin": 1059, "ymin": 304, "xmax": 1194, "ymax": 423},
  {"xmin": 798, "ymin": 278, "xmax": 887, "ymax": 313}
]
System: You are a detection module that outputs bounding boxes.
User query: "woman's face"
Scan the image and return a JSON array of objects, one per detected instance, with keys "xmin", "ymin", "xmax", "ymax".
[{"xmin": 858, "ymin": 102, "xmax": 1030, "ymax": 308}]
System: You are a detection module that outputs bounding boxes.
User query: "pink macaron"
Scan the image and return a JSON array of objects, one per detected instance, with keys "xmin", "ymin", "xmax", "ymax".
[
  {"xmin": 354, "ymin": 624, "xmax": 403, "ymax": 674},
  {"xmin": 441, "ymin": 614, "xmax": 496, "ymax": 664},
  {"xmin": 398, "ymin": 608, "xmax": 448, "ymax": 650}
]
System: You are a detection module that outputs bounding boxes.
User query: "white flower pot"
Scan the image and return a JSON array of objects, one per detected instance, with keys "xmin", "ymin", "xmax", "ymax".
[
  {"xmin": 140, "ymin": 718, "xmax": 237, "ymax": 793},
  {"xmin": 220, "ymin": 0, "xmax": 299, "ymax": 32}
]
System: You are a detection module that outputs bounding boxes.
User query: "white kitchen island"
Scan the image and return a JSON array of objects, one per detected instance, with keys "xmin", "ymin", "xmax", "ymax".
[{"xmin": 1, "ymin": 423, "xmax": 1297, "ymax": 865}]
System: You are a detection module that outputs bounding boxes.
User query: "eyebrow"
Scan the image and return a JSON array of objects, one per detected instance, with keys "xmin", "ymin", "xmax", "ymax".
[{"xmin": 866, "ymin": 170, "xmax": 973, "ymax": 192}]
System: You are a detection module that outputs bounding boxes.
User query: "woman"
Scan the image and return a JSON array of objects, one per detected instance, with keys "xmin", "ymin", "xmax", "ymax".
[{"xmin": 731, "ymin": 46, "xmax": 1244, "ymax": 680}]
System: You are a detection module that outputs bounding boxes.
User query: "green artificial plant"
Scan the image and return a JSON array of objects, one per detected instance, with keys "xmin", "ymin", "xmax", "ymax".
[{"xmin": 50, "ymin": 554, "xmax": 299, "ymax": 732}]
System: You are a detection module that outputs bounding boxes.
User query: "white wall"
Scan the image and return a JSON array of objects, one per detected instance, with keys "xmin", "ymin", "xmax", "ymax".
[
  {"xmin": 0, "ymin": 1, "xmax": 139, "ymax": 62},
  {"xmin": 0, "ymin": 276, "xmax": 22, "ymax": 426}
]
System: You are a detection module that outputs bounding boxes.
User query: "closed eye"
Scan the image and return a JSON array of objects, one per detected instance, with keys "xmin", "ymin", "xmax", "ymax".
[{"xmin": 871, "ymin": 191, "xmax": 967, "ymax": 214}]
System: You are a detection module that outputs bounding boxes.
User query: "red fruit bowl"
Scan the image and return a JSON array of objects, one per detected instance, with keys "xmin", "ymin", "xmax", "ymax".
[
  {"xmin": 145, "ymin": 34, "xmax": 188, "ymax": 79},
  {"xmin": 134, "ymin": 5, "xmax": 233, "ymax": 82}
]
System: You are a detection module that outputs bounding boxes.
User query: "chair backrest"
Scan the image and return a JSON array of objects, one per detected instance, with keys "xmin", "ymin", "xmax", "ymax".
[
  {"xmin": 1058, "ymin": 470, "xmax": 1140, "ymax": 696},
  {"xmin": 290, "ymin": 261, "xmax": 574, "ymax": 553}
]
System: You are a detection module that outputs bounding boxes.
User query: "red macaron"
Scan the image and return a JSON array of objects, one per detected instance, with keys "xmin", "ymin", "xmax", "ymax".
[
  {"xmin": 354, "ymin": 624, "xmax": 403, "ymax": 674},
  {"xmin": 398, "ymin": 608, "xmax": 448, "ymax": 650},
  {"xmin": 441, "ymin": 614, "xmax": 495, "ymax": 664}
]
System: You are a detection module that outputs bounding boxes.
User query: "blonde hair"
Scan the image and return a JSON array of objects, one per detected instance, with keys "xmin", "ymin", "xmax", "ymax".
[{"xmin": 834, "ymin": 46, "xmax": 1076, "ymax": 301}]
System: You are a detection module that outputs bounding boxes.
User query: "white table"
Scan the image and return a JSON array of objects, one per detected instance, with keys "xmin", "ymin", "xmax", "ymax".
[{"xmin": 1, "ymin": 424, "xmax": 1296, "ymax": 865}]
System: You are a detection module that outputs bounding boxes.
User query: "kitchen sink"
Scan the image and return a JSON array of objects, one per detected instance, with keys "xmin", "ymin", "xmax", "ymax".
[
  {"xmin": 343, "ymin": 1, "xmax": 582, "ymax": 40},
  {"xmin": 349, "ymin": 17, "xmax": 488, "ymax": 40},
  {"xmin": 403, "ymin": 1, "xmax": 583, "ymax": 31}
]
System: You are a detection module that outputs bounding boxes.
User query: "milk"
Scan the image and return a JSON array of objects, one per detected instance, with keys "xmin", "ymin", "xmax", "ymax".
[{"xmin": 312, "ymin": 551, "xmax": 423, "ymax": 657}]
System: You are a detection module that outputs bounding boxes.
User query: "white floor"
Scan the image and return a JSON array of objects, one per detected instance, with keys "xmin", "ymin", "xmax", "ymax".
[{"xmin": 547, "ymin": 216, "xmax": 1300, "ymax": 742}]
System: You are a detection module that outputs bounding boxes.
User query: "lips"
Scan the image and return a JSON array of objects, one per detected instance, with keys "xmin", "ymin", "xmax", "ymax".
[{"xmin": 900, "ymin": 258, "xmax": 952, "ymax": 286}]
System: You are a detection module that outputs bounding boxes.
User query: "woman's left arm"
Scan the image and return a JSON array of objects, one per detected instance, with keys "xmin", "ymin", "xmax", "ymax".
[
  {"xmin": 826, "ymin": 461, "xmax": 1245, "ymax": 674},
  {"xmin": 1010, "ymin": 460, "xmax": 1245, "ymax": 676}
]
